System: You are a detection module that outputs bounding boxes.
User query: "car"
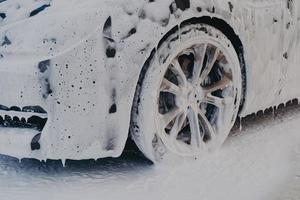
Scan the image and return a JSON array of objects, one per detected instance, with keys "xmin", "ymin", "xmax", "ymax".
[{"xmin": 0, "ymin": 0, "xmax": 299, "ymax": 163}]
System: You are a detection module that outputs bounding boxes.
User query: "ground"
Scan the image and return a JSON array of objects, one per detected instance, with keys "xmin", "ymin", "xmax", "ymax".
[{"xmin": 0, "ymin": 102, "xmax": 299, "ymax": 200}]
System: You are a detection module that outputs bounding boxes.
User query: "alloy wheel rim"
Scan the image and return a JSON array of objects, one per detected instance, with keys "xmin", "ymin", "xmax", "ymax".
[{"xmin": 156, "ymin": 41, "xmax": 239, "ymax": 156}]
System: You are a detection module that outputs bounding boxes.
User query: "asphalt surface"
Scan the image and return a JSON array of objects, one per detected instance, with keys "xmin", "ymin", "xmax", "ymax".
[{"xmin": 0, "ymin": 101, "xmax": 299, "ymax": 200}]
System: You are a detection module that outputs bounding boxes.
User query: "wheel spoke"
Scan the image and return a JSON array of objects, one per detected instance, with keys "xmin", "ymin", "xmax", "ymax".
[
  {"xmin": 171, "ymin": 59, "xmax": 187, "ymax": 86},
  {"xmin": 187, "ymin": 107, "xmax": 203, "ymax": 149},
  {"xmin": 197, "ymin": 108, "xmax": 216, "ymax": 140},
  {"xmin": 198, "ymin": 48, "xmax": 220, "ymax": 84},
  {"xmin": 169, "ymin": 111, "xmax": 187, "ymax": 141},
  {"xmin": 192, "ymin": 44, "xmax": 207, "ymax": 85},
  {"xmin": 160, "ymin": 78, "xmax": 181, "ymax": 95},
  {"xmin": 203, "ymin": 73, "xmax": 232, "ymax": 94},
  {"xmin": 203, "ymin": 94, "xmax": 226, "ymax": 108},
  {"xmin": 160, "ymin": 107, "xmax": 183, "ymax": 130}
]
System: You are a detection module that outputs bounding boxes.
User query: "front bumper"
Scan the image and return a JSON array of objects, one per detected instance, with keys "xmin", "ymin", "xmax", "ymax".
[{"xmin": 0, "ymin": 2, "xmax": 130, "ymax": 161}]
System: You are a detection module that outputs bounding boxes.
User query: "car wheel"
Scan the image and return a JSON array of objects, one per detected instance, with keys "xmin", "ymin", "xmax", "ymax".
[{"xmin": 131, "ymin": 23, "xmax": 242, "ymax": 162}]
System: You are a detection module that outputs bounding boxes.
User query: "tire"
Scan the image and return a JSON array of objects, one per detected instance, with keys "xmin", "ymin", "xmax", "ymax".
[{"xmin": 131, "ymin": 23, "xmax": 242, "ymax": 162}]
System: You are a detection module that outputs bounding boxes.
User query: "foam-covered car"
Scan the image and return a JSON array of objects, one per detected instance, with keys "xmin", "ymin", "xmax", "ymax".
[{"xmin": 0, "ymin": 0, "xmax": 299, "ymax": 163}]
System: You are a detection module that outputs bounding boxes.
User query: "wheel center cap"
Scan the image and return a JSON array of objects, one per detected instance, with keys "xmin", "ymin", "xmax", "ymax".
[
  {"xmin": 187, "ymin": 85, "xmax": 204, "ymax": 103},
  {"xmin": 177, "ymin": 85, "xmax": 205, "ymax": 107},
  {"xmin": 187, "ymin": 91, "xmax": 196, "ymax": 102},
  {"xmin": 195, "ymin": 87, "xmax": 204, "ymax": 99}
]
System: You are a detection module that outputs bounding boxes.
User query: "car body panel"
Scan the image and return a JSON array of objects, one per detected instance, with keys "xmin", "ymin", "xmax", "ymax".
[{"xmin": 0, "ymin": 0, "xmax": 299, "ymax": 160}]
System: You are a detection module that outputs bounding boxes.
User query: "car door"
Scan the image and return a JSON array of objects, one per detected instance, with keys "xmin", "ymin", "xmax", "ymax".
[
  {"xmin": 240, "ymin": 0, "xmax": 287, "ymax": 112},
  {"xmin": 279, "ymin": 0, "xmax": 300, "ymax": 100}
]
